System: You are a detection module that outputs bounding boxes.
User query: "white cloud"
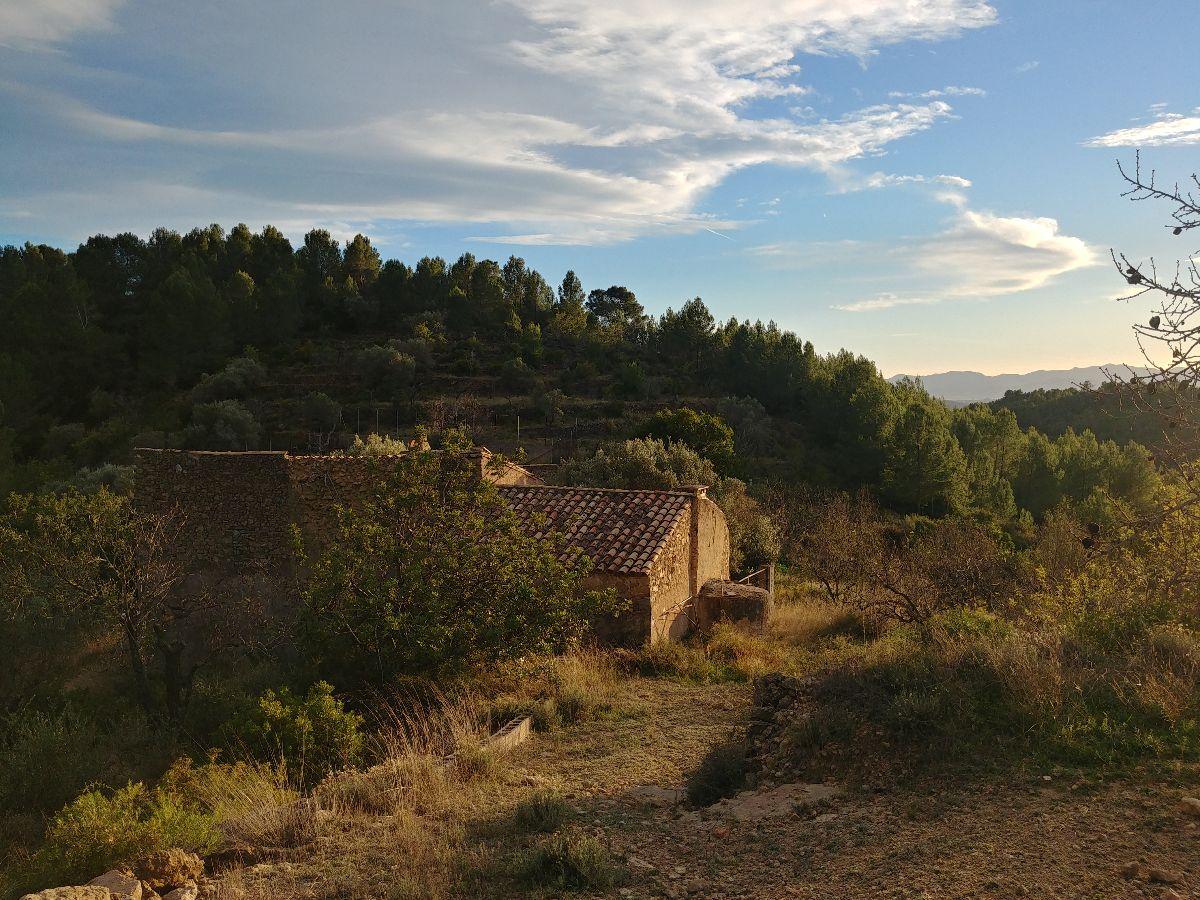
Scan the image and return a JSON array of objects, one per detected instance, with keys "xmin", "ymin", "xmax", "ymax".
[
  {"xmin": 887, "ymin": 86, "xmax": 986, "ymax": 99},
  {"xmin": 1085, "ymin": 110, "xmax": 1200, "ymax": 148},
  {"xmin": 1, "ymin": 0, "xmax": 998, "ymax": 244},
  {"xmin": 835, "ymin": 292, "xmax": 939, "ymax": 312},
  {"xmin": 835, "ymin": 171, "xmax": 973, "ymax": 193},
  {"xmin": 0, "ymin": 0, "xmax": 123, "ymax": 48},
  {"xmin": 753, "ymin": 203, "xmax": 1098, "ymax": 312},
  {"xmin": 1015, "ymin": 60, "xmax": 1039, "ymax": 73},
  {"xmin": 914, "ymin": 209, "xmax": 1097, "ymax": 295}
]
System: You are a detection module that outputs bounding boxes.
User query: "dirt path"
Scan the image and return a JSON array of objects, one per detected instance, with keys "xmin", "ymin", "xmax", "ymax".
[{"xmin": 503, "ymin": 678, "xmax": 1200, "ymax": 900}]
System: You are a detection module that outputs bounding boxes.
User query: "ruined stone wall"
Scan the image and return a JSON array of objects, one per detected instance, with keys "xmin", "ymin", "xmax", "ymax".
[
  {"xmin": 649, "ymin": 515, "xmax": 693, "ymax": 642},
  {"xmin": 285, "ymin": 455, "xmax": 403, "ymax": 553},
  {"xmin": 134, "ymin": 449, "xmax": 707, "ymax": 648},
  {"xmin": 133, "ymin": 449, "xmax": 297, "ymax": 610},
  {"xmin": 692, "ymin": 496, "xmax": 731, "ymax": 589}
]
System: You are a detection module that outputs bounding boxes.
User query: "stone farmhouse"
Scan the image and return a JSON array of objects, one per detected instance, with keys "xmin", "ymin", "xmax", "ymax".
[{"xmin": 134, "ymin": 447, "xmax": 743, "ymax": 645}]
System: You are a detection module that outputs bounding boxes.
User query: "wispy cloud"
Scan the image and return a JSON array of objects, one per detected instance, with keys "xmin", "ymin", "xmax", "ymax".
[
  {"xmin": 0, "ymin": 0, "xmax": 124, "ymax": 49},
  {"xmin": 887, "ymin": 86, "xmax": 986, "ymax": 99},
  {"xmin": 1085, "ymin": 108, "xmax": 1200, "ymax": 148},
  {"xmin": 833, "ymin": 171, "xmax": 973, "ymax": 193},
  {"xmin": 1015, "ymin": 60, "xmax": 1039, "ymax": 73},
  {"xmin": 752, "ymin": 200, "xmax": 1097, "ymax": 312},
  {"xmin": 0, "ymin": 0, "xmax": 999, "ymax": 244},
  {"xmin": 836, "ymin": 293, "xmax": 939, "ymax": 312}
]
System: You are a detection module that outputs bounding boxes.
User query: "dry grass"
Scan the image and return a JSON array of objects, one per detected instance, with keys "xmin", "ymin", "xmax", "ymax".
[{"xmin": 484, "ymin": 648, "xmax": 623, "ymax": 730}]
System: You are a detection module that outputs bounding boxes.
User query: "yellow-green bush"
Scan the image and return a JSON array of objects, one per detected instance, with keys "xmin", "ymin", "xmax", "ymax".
[{"xmin": 12, "ymin": 782, "xmax": 219, "ymax": 894}]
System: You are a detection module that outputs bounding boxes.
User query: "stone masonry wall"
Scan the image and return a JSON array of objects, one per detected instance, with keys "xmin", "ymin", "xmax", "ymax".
[
  {"xmin": 693, "ymin": 495, "xmax": 731, "ymax": 588},
  {"xmin": 649, "ymin": 515, "xmax": 693, "ymax": 642},
  {"xmin": 134, "ymin": 450, "xmax": 297, "ymax": 610},
  {"xmin": 135, "ymin": 448, "xmax": 660, "ymax": 644},
  {"xmin": 585, "ymin": 571, "xmax": 652, "ymax": 648}
]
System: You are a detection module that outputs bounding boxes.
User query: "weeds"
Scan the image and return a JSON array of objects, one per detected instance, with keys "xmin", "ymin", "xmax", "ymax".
[
  {"xmin": 517, "ymin": 831, "xmax": 618, "ymax": 892},
  {"xmin": 513, "ymin": 791, "xmax": 570, "ymax": 833}
]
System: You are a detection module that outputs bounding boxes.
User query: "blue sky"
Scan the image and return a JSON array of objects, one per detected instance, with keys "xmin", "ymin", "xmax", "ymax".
[{"xmin": 2, "ymin": 0, "xmax": 1197, "ymax": 376}]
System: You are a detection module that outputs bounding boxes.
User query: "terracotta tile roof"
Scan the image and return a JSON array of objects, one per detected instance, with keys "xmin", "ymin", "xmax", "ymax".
[{"xmin": 497, "ymin": 485, "xmax": 693, "ymax": 575}]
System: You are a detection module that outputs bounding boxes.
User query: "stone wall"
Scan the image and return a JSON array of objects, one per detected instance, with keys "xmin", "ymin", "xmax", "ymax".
[
  {"xmin": 648, "ymin": 515, "xmax": 694, "ymax": 642},
  {"xmin": 585, "ymin": 572, "xmax": 651, "ymax": 648},
  {"xmin": 692, "ymin": 494, "xmax": 731, "ymax": 589},
  {"xmin": 133, "ymin": 449, "xmax": 297, "ymax": 610},
  {"xmin": 135, "ymin": 448, "xmax": 662, "ymax": 644}
]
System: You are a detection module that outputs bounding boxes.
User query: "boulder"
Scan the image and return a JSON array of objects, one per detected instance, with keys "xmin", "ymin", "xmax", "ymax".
[
  {"xmin": 162, "ymin": 882, "xmax": 198, "ymax": 900},
  {"xmin": 21, "ymin": 889, "xmax": 113, "ymax": 900},
  {"xmin": 88, "ymin": 870, "xmax": 142, "ymax": 900},
  {"xmin": 131, "ymin": 850, "xmax": 203, "ymax": 891},
  {"xmin": 695, "ymin": 580, "xmax": 772, "ymax": 633}
]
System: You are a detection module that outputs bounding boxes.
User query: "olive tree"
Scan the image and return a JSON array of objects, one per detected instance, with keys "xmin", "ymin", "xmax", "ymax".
[{"xmin": 299, "ymin": 451, "xmax": 620, "ymax": 684}]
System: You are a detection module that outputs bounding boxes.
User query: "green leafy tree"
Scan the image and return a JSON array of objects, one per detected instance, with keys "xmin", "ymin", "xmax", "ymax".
[
  {"xmin": 182, "ymin": 400, "xmax": 262, "ymax": 450},
  {"xmin": 302, "ymin": 391, "xmax": 342, "ymax": 433},
  {"xmin": 881, "ymin": 402, "xmax": 970, "ymax": 516},
  {"xmin": 299, "ymin": 453, "xmax": 617, "ymax": 684},
  {"xmin": 342, "ymin": 234, "xmax": 382, "ymax": 291},
  {"xmin": 636, "ymin": 407, "xmax": 734, "ymax": 465}
]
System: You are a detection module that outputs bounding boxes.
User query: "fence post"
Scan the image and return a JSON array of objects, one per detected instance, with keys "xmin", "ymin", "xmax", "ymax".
[{"xmin": 766, "ymin": 562, "xmax": 775, "ymax": 595}]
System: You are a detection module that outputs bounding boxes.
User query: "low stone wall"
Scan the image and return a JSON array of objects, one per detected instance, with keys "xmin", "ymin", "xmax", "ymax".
[{"xmin": 746, "ymin": 673, "xmax": 812, "ymax": 784}]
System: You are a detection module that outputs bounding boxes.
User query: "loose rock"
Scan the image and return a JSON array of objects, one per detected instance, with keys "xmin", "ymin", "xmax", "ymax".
[
  {"xmin": 88, "ymin": 870, "xmax": 142, "ymax": 900},
  {"xmin": 162, "ymin": 882, "xmax": 198, "ymax": 900},
  {"xmin": 132, "ymin": 850, "xmax": 204, "ymax": 891},
  {"xmin": 1147, "ymin": 868, "xmax": 1183, "ymax": 885}
]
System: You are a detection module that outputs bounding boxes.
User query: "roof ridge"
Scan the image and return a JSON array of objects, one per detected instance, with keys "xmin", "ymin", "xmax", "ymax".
[{"xmin": 496, "ymin": 483, "xmax": 700, "ymax": 497}]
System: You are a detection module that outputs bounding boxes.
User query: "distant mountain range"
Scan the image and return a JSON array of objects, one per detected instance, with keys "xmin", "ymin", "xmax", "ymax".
[{"xmin": 887, "ymin": 365, "xmax": 1146, "ymax": 406}]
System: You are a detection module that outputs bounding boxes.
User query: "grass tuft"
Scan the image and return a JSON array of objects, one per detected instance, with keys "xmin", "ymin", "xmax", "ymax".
[
  {"xmin": 517, "ymin": 831, "xmax": 618, "ymax": 892},
  {"xmin": 513, "ymin": 790, "xmax": 571, "ymax": 833}
]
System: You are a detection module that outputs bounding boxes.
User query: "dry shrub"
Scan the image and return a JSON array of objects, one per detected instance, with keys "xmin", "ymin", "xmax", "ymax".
[
  {"xmin": 517, "ymin": 831, "xmax": 618, "ymax": 892},
  {"xmin": 488, "ymin": 650, "xmax": 622, "ymax": 729},
  {"xmin": 770, "ymin": 599, "xmax": 875, "ymax": 646},
  {"xmin": 167, "ymin": 761, "xmax": 313, "ymax": 851},
  {"xmin": 1145, "ymin": 624, "xmax": 1200, "ymax": 673},
  {"xmin": 622, "ymin": 639, "xmax": 727, "ymax": 682},
  {"xmin": 513, "ymin": 790, "xmax": 570, "ymax": 833},
  {"xmin": 705, "ymin": 623, "xmax": 798, "ymax": 679}
]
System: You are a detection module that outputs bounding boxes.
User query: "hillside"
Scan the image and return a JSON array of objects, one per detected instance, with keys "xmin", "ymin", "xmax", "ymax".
[
  {"xmin": 887, "ymin": 365, "xmax": 1149, "ymax": 405},
  {"xmin": 0, "ymin": 229, "xmax": 1171, "ymax": 527}
]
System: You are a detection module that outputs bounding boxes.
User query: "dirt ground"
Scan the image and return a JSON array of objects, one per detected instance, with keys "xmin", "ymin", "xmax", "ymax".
[
  {"xmin": 497, "ymin": 679, "xmax": 1200, "ymax": 900},
  {"xmin": 222, "ymin": 676, "xmax": 1199, "ymax": 899}
]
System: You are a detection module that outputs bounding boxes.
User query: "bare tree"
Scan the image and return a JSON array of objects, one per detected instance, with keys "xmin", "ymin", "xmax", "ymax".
[
  {"xmin": 0, "ymin": 489, "xmax": 260, "ymax": 728},
  {"xmin": 1108, "ymin": 153, "xmax": 1200, "ymax": 469}
]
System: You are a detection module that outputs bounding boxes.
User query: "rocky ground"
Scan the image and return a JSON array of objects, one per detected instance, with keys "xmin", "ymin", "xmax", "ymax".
[{"xmin": 497, "ymin": 679, "xmax": 1200, "ymax": 899}]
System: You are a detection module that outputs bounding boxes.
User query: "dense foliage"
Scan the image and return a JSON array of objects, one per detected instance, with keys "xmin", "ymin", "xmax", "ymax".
[
  {"xmin": 300, "ymin": 450, "xmax": 620, "ymax": 685},
  {"xmin": 0, "ymin": 227, "xmax": 1163, "ymax": 528}
]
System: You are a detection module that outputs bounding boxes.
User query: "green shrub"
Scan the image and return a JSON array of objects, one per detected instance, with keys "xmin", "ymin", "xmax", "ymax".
[
  {"xmin": 685, "ymin": 738, "xmax": 747, "ymax": 807},
  {"xmin": 20, "ymin": 782, "xmax": 219, "ymax": 891},
  {"xmin": 0, "ymin": 707, "xmax": 110, "ymax": 814},
  {"xmin": 514, "ymin": 790, "xmax": 570, "ymax": 833},
  {"xmin": 224, "ymin": 681, "xmax": 365, "ymax": 785},
  {"xmin": 301, "ymin": 453, "xmax": 621, "ymax": 684},
  {"xmin": 518, "ymin": 832, "xmax": 617, "ymax": 891}
]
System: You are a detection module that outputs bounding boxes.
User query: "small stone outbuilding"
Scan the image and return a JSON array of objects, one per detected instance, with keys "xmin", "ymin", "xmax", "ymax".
[{"xmin": 498, "ymin": 484, "xmax": 731, "ymax": 645}]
